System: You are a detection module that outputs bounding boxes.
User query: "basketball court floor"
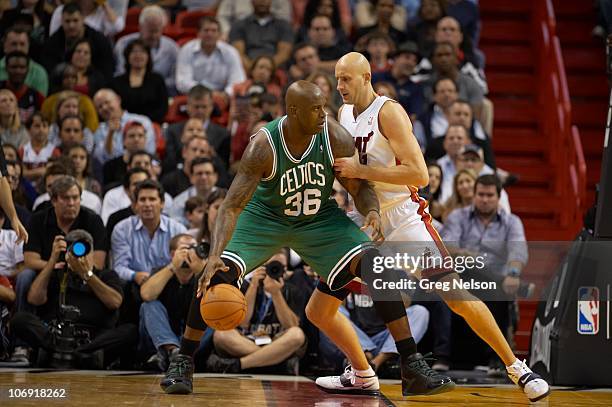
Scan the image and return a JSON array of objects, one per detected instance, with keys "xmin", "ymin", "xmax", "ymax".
[{"xmin": 1, "ymin": 369, "xmax": 611, "ymax": 406}]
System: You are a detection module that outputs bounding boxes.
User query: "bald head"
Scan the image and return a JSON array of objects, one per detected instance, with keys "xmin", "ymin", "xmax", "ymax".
[
  {"xmin": 285, "ymin": 80, "xmax": 326, "ymax": 136},
  {"xmin": 336, "ymin": 52, "xmax": 371, "ymax": 76},
  {"xmin": 93, "ymin": 88, "xmax": 122, "ymax": 121}
]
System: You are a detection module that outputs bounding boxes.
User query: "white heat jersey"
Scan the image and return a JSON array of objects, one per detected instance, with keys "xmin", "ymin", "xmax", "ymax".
[
  {"xmin": 339, "ymin": 95, "xmax": 415, "ymax": 211},
  {"xmin": 19, "ymin": 142, "xmax": 56, "ymax": 169}
]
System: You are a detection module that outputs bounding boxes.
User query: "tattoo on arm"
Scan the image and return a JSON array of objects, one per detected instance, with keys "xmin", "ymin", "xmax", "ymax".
[
  {"xmin": 328, "ymin": 118, "xmax": 380, "ymax": 216},
  {"xmin": 210, "ymin": 133, "xmax": 272, "ymax": 256}
]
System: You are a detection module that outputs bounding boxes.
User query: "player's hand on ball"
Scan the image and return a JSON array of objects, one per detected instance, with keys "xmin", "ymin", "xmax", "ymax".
[
  {"xmin": 333, "ymin": 155, "xmax": 362, "ymax": 178},
  {"xmin": 197, "ymin": 255, "xmax": 229, "ymax": 298},
  {"xmin": 362, "ymin": 210, "xmax": 384, "ymax": 242}
]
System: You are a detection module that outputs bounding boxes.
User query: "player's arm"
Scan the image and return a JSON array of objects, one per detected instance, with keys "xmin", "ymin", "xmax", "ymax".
[
  {"xmin": 328, "ymin": 118, "xmax": 384, "ymax": 241},
  {"xmin": 334, "ymin": 101, "xmax": 429, "ymax": 187},
  {"xmin": 197, "ymin": 132, "xmax": 273, "ymax": 295}
]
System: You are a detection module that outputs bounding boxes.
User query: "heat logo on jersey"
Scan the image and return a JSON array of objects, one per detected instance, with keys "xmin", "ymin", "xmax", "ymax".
[
  {"xmin": 355, "ymin": 131, "xmax": 374, "ymax": 165},
  {"xmin": 577, "ymin": 286, "xmax": 599, "ymax": 335}
]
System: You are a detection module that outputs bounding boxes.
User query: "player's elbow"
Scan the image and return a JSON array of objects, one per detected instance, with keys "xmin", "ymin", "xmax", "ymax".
[{"xmin": 411, "ymin": 167, "xmax": 429, "ymax": 188}]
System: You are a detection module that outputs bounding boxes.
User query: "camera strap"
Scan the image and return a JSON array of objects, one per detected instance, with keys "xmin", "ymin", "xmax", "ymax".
[{"xmin": 59, "ymin": 269, "xmax": 69, "ymax": 306}]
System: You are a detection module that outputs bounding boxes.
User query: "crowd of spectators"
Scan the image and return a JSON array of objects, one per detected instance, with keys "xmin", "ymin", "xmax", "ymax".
[{"xmin": 0, "ymin": 0, "xmax": 532, "ymax": 377}]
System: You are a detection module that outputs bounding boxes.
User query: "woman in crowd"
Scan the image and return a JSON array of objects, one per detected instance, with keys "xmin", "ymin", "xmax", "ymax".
[
  {"xmin": 442, "ymin": 168, "xmax": 476, "ymax": 222},
  {"xmin": 185, "ymin": 195, "xmax": 206, "ymax": 238},
  {"xmin": 307, "ymin": 71, "xmax": 340, "ymax": 117},
  {"xmin": 298, "ymin": 0, "xmax": 351, "ymax": 41},
  {"xmin": 197, "ymin": 189, "xmax": 228, "ymax": 243},
  {"xmin": 406, "ymin": 0, "xmax": 447, "ymax": 58},
  {"xmin": 0, "ymin": 89, "xmax": 29, "ymax": 149},
  {"xmin": 110, "ymin": 39, "xmax": 168, "ymax": 123},
  {"xmin": 47, "ymin": 91, "xmax": 95, "ymax": 152},
  {"xmin": 66, "ymin": 143, "xmax": 102, "ymax": 197},
  {"xmin": 69, "ymin": 39, "xmax": 106, "ymax": 98},
  {"xmin": 232, "ymin": 56, "xmax": 283, "ymax": 100},
  {"xmin": 424, "ymin": 162, "xmax": 444, "ymax": 224}
]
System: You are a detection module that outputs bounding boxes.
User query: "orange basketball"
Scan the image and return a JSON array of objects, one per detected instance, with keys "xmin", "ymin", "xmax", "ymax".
[{"xmin": 201, "ymin": 284, "xmax": 247, "ymax": 330}]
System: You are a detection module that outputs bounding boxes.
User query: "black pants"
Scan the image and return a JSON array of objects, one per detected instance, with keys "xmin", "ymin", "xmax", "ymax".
[{"xmin": 11, "ymin": 311, "xmax": 138, "ymax": 368}]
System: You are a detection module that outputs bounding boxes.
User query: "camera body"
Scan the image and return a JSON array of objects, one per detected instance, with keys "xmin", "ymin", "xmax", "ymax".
[
  {"xmin": 179, "ymin": 242, "xmax": 210, "ymax": 269},
  {"xmin": 58, "ymin": 237, "xmax": 92, "ymax": 263},
  {"xmin": 46, "ymin": 304, "xmax": 92, "ymax": 368}
]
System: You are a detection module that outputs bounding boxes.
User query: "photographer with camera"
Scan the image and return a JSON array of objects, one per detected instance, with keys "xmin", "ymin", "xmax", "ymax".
[
  {"xmin": 207, "ymin": 250, "xmax": 306, "ymax": 375},
  {"xmin": 10, "ymin": 229, "xmax": 137, "ymax": 369},
  {"xmin": 139, "ymin": 234, "xmax": 208, "ymax": 371}
]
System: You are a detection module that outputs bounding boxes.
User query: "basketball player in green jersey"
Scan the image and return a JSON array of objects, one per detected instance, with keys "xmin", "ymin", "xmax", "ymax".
[{"xmin": 161, "ymin": 81, "xmax": 450, "ymax": 396}]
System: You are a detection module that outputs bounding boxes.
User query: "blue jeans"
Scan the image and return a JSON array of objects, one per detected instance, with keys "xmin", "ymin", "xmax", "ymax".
[
  {"xmin": 15, "ymin": 268, "xmax": 36, "ymax": 313},
  {"xmin": 319, "ymin": 305, "xmax": 430, "ymax": 369},
  {"xmin": 138, "ymin": 300, "xmax": 212, "ymax": 356}
]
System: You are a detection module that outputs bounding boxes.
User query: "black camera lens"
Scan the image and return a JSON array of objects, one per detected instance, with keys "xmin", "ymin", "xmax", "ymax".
[
  {"xmin": 265, "ymin": 260, "xmax": 285, "ymax": 281},
  {"xmin": 193, "ymin": 242, "xmax": 210, "ymax": 259}
]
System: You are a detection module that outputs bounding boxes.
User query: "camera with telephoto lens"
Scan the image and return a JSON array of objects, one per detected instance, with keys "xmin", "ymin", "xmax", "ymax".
[
  {"xmin": 58, "ymin": 237, "xmax": 92, "ymax": 263},
  {"xmin": 180, "ymin": 242, "xmax": 211, "ymax": 269},
  {"xmin": 265, "ymin": 260, "xmax": 285, "ymax": 281},
  {"xmin": 45, "ymin": 304, "xmax": 93, "ymax": 369}
]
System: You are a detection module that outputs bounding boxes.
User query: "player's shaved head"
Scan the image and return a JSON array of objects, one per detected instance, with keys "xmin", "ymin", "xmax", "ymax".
[
  {"xmin": 285, "ymin": 80, "xmax": 326, "ymax": 136},
  {"xmin": 336, "ymin": 52, "xmax": 371, "ymax": 75}
]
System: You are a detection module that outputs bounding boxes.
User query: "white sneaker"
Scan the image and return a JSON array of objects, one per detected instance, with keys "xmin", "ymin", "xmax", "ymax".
[
  {"xmin": 316, "ymin": 365, "xmax": 380, "ymax": 396},
  {"xmin": 506, "ymin": 359, "xmax": 550, "ymax": 402},
  {"xmin": 8, "ymin": 347, "xmax": 30, "ymax": 366}
]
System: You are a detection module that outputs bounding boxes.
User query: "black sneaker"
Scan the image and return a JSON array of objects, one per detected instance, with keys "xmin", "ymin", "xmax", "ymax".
[
  {"xmin": 401, "ymin": 353, "xmax": 456, "ymax": 396},
  {"xmin": 206, "ymin": 353, "xmax": 240, "ymax": 373},
  {"xmin": 160, "ymin": 354, "xmax": 194, "ymax": 394}
]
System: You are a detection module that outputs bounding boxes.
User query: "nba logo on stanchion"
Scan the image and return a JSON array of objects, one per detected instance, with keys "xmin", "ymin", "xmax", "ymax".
[{"xmin": 577, "ymin": 286, "xmax": 599, "ymax": 335}]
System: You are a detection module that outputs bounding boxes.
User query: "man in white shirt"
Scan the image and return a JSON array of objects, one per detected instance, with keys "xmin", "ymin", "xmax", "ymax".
[
  {"xmin": 33, "ymin": 169, "xmax": 102, "ymax": 215},
  {"xmin": 176, "ymin": 16, "xmax": 245, "ymax": 96},
  {"xmin": 0, "ymin": 208, "xmax": 24, "ymax": 278}
]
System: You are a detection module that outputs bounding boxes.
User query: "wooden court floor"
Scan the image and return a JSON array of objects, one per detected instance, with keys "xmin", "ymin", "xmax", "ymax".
[{"xmin": 1, "ymin": 370, "xmax": 611, "ymax": 406}]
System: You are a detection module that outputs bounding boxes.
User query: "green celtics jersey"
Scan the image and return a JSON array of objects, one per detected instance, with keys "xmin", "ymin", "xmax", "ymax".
[{"xmin": 247, "ymin": 115, "xmax": 336, "ymax": 221}]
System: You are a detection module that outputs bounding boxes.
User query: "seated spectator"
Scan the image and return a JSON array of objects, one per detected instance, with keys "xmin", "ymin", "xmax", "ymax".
[
  {"xmin": 421, "ymin": 162, "xmax": 444, "ymax": 225},
  {"xmin": 49, "ymin": 0, "xmax": 126, "ymax": 38},
  {"xmin": 65, "ymin": 143, "xmax": 102, "ymax": 197},
  {"xmin": 161, "ymin": 133, "xmax": 214, "ymax": 197},
  {"xmin": 19, "ymin": 112, "xmax": 53, "ymax": 185},
  {"xmin": 355, "ymin": 0, "xmax": 408, "ymax": 34},
  {"xmin": 112, "ymin": 179, "xmax": 186, "ymax": 284},
  {"xmin": 69, "ymin": 38, "xmax": 107, "ymax": 98},
  {"xmin": 446, "ymin": 0, "xmax": 480, "ymax": 48},
  {"xmin": 229, "ymin": 0, "xmax": 294, "ymax": 70},
  {"xmin": 41, "ymin": 66, "xmax": 99, "ymax": 134},
  {"xmin": 54, "ymin": 115, "xmax": 86, "ymax": 154},
  {"xmin": 0, "ymin": 89, "xmax": 29, "ymax": 148},
  {"xmin": 441, "ymin": 167, "xmax": 476, "ymax": 222},
  {"xmin": 217, "ymin": 0, "xmax": 292, "ymax": 39},
  {"xmin": 372, "ymin": 41, "xmax": 425, "ymax": 118},
  {"xmin": 456, "ymin": 144, "xmax": 510, "ymax": 213},
  {"xmin": 0, "ymin": 207, "xmax": 24, "ymax": 278},
  {"xmin": 307, "ymin": 71, "xmax": 340, "ymax": 117},
  {"xmin": 12, "ymin": 229, "xmax": 136, "ymax": 368},
  {"xmin": 405, "ymin": 0, "xmax": 446, "ymax": 59},
  {"xmin": 92, "ymin": 89, "xmax": 156, "ymax": 165},
  {"xmin": 114, "ymin": 5, "xmax": 178, "ymax": 94},
  {"xmin": 355, "ymin": 0, "xmax": 408, "ymax": 45},
  {"xmin": 102, "ymin": 157, "xmax": 173, "ymax": 225},
  {"xmin": 104, "ymin": 168, "xmax": 147, "ymax": 240},
  {"xmin": 424, "ymin": 42, "xmax": 484, "ymax": 121},
  {"xmin": 42, "ymin": 3, "xmax": 115, "ymax": 80},
  {"xmin": 102, "ymin": 121, "xmax": 147, "ymax": 187},
  {"xmin": 176, "ymin": 16, "xmax": 246, "ymax": 96},
  {"xmin": 414, "ymin": 77, "xmax": 457, "ymax": 154},
  {"xmin": 33, "ymin": 161, "xmax": 102, "ymax": 214},
  {"xmin": 288, "ymin": 43, "xmax": 322, "ymax": 83},
  {"xmin": 16, "ymin": 174, "xmax": 106, "ymax": 325},
  {"xmin": 304, "ymin": 14, "xmax": 352, "ymax": 72},
  {"xmin": 296, "ymin": 0, "xmax": 352, "ymax": 39},
  {"xmin": 364, "ymin": 31, "xmax": 394, "ymax": 74},
  {"xmin": 447, "ymin": 99, "xmax": 494, "ymax": 168},
  {"xmin": 110, "ymin": 39, "xmax": 168, "ymax": 124},
  {"xmin": 232, "ymin": 56, "xmax": 283, "ymax": 101},
  {"xmin": 139, "ymin": 233, "xmax": 205, "ymax": 371},
  {"xmin": 207, "ymin": 250, "xmax": 306, "ymax": 374},
  {"xmin": 184, "ymin": 196, "xmax": 205, "ymax": 236},
  {"xmin": 164, "ymin": 85, "xmax": 231, "ymax": 172},
  {"xmin": 319, "ymin": 291, "xmax": 430, "ymax": 372},
  {"xmin": 4, "ymin": 160, "xmax": 34, "ymax": 221},
  {"xmin": 0, "ymin": 26, "xmax": 48, "ymax": 96},
  {"xmin": 437, "ymin": 124, "xmax": 469, "ymax": 203},
  {"xmin": 441, "ymin": 174, "xmax": 530, "ymax": 372},
  {"xmin": 0, "ymin": 52, "xmax": 44, "ymax": 123},
  {"xmin": 170, "ymin": 157, "xmax": 220, "ymax": 225},
  {"xmin": 47, "ymin": 91, "xmax": 95, "ymax": 153},
  {"xmin": 0, "ymin": 273, "xmax": 15, "ymax": 360},
  {"xmin": 0, "ymin": 1, "xmax": 52, "ymax": 50},
  {"xmin": 195, "ymin": 188, "xmax": 227, "ymax": 242}
]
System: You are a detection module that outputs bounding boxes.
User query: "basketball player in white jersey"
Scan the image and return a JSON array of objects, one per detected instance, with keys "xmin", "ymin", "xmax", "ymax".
[{"xmin": 320, "ymin": 52, "xmax": 550, "ymax": 402}]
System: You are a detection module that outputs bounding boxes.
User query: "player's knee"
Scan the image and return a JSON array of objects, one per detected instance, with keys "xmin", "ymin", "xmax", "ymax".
[{"xmin": 284, "ymin": 326, "xmax": 306, "ymax": 348}]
